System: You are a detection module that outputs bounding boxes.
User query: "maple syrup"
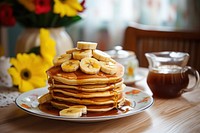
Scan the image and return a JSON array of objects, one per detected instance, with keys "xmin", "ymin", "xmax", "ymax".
[
  {"xmin": 38, "ymin": 100, "xmax": 132, "ymax": 117},
  {"xmin": 147, "ymin": 65, "xmax": 189, "ymax": 98},
  {"xmin": 47, "ymin": 63, "xmax": 123, "ymax": 81}
]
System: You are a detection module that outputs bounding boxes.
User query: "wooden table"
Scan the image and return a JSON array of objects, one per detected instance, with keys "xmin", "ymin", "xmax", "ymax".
[{"xmin": 0, "ymin": 68, "xmax": 200, "ymax": 133}]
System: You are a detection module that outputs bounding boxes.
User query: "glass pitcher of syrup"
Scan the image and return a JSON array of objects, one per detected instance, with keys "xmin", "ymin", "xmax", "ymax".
[{"xmin": 145, "ymin": 51, "xmax": 199, "ymax": 98}]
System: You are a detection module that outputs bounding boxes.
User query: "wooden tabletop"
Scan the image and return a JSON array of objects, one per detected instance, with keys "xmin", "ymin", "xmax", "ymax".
[{"xmin": 0, "ymin": 68, "xmax": 200, "ymax": 133}]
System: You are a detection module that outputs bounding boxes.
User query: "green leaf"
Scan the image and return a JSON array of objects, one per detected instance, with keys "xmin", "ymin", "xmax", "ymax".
[
  {"xmin": 56, "ymin": 16, "xmax": 82, "ymax": 27},
  {"xmin": 27, "ymin": 46, "xmax": 40, "ymax": 55}
]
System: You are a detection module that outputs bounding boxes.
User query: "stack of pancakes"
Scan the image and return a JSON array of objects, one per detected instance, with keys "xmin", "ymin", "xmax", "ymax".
[{"xmin": 42, "ymin": 42, "xmax": 125, "ymax": 112}]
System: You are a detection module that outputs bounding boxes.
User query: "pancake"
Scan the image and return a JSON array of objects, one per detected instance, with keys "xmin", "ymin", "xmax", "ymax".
[
  {"xmin": 51, "ymin": 91, "xmax": 124, "ymax": 105},
  {"xmin": 48, "ymin": 79, "xmax": 124, "ymax": 92},
  {"xmin": 51, "ymin": 98, "xmax": 125, "ymax": 112},
  {"xmin": 39, "ymin": 41, "xmax": 127, "ymax": 114},
  {"xmin": 49, "ymin": 85, "xmax": 124, "ymax": 98},
  {"xmin": 46, "ymin": 63, "xmax": 124, "ymax": 85},
  {"xmin": 51, "ymin": 87, "xmax": 123, "ymax": 98}
]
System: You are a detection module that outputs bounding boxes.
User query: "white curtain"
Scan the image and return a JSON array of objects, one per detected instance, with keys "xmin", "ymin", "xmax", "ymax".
[
  {"xmin": 67, "ymin": 0, "xmax": 135, "ymax": 50},
  {"xmin": 67, "ymin": 0, "xmax": 200, "ymax": 51},
  {"xmin": 6, "ymin": 0, "xmax": 200, "ymax": 56}
]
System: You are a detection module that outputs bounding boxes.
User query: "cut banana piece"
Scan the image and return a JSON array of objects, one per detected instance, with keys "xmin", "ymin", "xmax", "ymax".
[
  {"xmin": 109, "ymin": 58, "xmax": 117, "ymax": 64},
  {"xmin": 38, "ymin": 93, "xmax": 52, "ymax": 104},
  {"xmin": 77, "ymin": 41, "xmax": 97, "ymax": 50},
  {"xmin": 93, "ymin": 50, "xmax": 112, "ymax": 62},
  {"xmin": 100, "ymin": 61, "xmax": 117, "ymax": 75},
  {"xmin": 80, "ymin": 57, "xmax": 101, "ymax": 74},
  {"xmin": 61, "ymin": 60, "xmax": 80, "ymax": 72},
  {"xmin": 59, "ymin": 108, "xmax": 82, "ymax": 118},
  {"xmin": 73, "ymin": 50, "xmax": 92, "ymax": 60},
  {"xmin": 70, "ymin": 105, "xmax": 87, "ymax": 114},
  {"xmin": 53, "ymin": 54, "xmax": 72, "ymax": 66},
  {"xmin": 66, "ymin": 48, "xmax": 79, "ymax": 54}
]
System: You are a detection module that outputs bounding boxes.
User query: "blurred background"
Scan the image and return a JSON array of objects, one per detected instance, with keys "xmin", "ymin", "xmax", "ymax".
[{"xmin": 1, "ymin": 0, "xmax": 200, "ymax": 57}]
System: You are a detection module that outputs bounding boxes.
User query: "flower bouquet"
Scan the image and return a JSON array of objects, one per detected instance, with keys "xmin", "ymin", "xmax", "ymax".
[
  {"xmin": 0, "ymin": 0, "xmax": 85, "ymax": 27},
  {"xmin": 0, "ymin": 28, "xmax": 56, "ymax": 92},
  {"xmin": 0, "ymin": 0, "xmax": 86, "ymax": 93}
]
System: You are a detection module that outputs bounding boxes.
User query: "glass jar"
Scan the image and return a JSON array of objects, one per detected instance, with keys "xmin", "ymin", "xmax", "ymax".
[{"xmin": 105, "ymin": 46, "xmax": 139, "ymax": 82}]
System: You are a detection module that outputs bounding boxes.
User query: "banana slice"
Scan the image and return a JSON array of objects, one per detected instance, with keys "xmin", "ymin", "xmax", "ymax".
[
  {"xmin": 53, "ymin": 54, "xmax": 72, "ymax": 66},
  {"xmin": 70, "ymin": 105, "xmax": 87, "ymax": 114},
  {"xmin": 77, "ymin": 41, "xmax": 97, "ymax": 50},
  {"xmin": 59, "ymin": 108, "xmax": 82, "ymax": 118},
  {"xmin": 100, "ymin": 61, "xmax": 117, "ymax": 75},
  {"xmin": 80, "ymin": 57, "xmax": 101, "ymax": 74},
  {"xmin": 93, "ymin": 50, "xmax": 112, "ymax": 62},
  {"xmin": 66, "ymin": 48, "xmax": 79, "ymax": 54},
  {"xmin": 109, "ymin": 58, "xmax": 117, "ymax": 64},
  {"xmin": 38, "ymin": 93, "xmax": 52, "ymax": 104},
  {"xmin": 61, "ymin": 60, "xmax": 80, "ymax": 72},
  {"xmin": 73, "ymin": 50, "xmax": 92, "ymax": 60}
]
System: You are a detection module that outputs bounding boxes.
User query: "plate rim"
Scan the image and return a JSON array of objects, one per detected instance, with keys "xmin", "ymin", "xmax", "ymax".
[{"xmin": 15, "ymin": 86, "xmax": 153, "ymax": 122}]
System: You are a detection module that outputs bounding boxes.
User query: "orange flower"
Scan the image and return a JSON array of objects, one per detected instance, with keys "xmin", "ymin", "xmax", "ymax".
[{"xmin": 18, "ymin": 0, "xmax": 35, "ymax": 12}]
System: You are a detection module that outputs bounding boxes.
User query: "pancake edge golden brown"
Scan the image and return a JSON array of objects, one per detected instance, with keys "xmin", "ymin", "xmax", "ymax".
[
  {"xmin": 48, "ymin": 79, "xmax": 124, "ymax": 92},
  {"xmin": 53, "ymin": 76, "xmax": 122, "ymax": 85},
  {"xmin": 51, "ymin": 92, "xmax": 124, "ymax": 105},
  {"xmin": 50, "ymin": 98, "xmax": 125, "ymax": 112},
  {"xmin": 50, "ymin": 84, "xmax": 125, "ymax": 98},
  {"xmin": 46, "ymin": 63, "xmax": 124, "ymax": 85}
]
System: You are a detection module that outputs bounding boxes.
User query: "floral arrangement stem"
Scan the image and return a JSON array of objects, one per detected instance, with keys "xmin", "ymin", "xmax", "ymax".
[{"xmin": 51, "ymin": 14, "xmax": 59, "ymax": 27}]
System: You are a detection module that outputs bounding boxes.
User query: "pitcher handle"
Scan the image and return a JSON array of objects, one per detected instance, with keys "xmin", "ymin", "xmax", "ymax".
[{"xmin": 183, "ymin": 66, "xmax": 200, "ymax": 92}]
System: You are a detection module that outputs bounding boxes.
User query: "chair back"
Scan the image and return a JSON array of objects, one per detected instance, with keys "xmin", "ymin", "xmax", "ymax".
[{"xmin": 123, "ymin": 23, "xmax": 200, "ymax": 72}]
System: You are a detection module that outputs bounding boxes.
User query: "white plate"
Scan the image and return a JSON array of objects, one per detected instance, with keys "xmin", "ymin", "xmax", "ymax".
[{"xmin": 15, "ymin": 86, "xmax": 153, "ymax": 122}]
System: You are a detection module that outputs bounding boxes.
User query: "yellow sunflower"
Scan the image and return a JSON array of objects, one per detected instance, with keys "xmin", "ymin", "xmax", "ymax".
[
  {"xmin": 18, "ymin": 0, "xmax": 35, "ymax": 12},
  {"xmin": 40, "ymin": 28, "xmax": 56, "ymax": 67},
  {"xmin": 53, "ymin": 0, "xmax": 83, "ymax": 17},
  {"xmin": 8, "ymin": 53, "xmax": 47, "ymax": 92}
]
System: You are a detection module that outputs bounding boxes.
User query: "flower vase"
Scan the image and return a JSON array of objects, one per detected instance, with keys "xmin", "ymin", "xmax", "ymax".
[{"xmin": 15, "ymin": 27, "xmax": 73, "ymax": 56}]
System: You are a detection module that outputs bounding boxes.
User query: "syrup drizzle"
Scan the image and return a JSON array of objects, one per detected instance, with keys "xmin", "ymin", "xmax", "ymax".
[{"xmin": 38, "ymin": 100, "xmax": 133, "ymax": 117}]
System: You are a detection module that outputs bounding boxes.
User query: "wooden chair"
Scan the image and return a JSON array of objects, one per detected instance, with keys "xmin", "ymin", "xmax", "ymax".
[{"xmin": 123, "ymin": 23, "xmax": 200, "ymax": 72}]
